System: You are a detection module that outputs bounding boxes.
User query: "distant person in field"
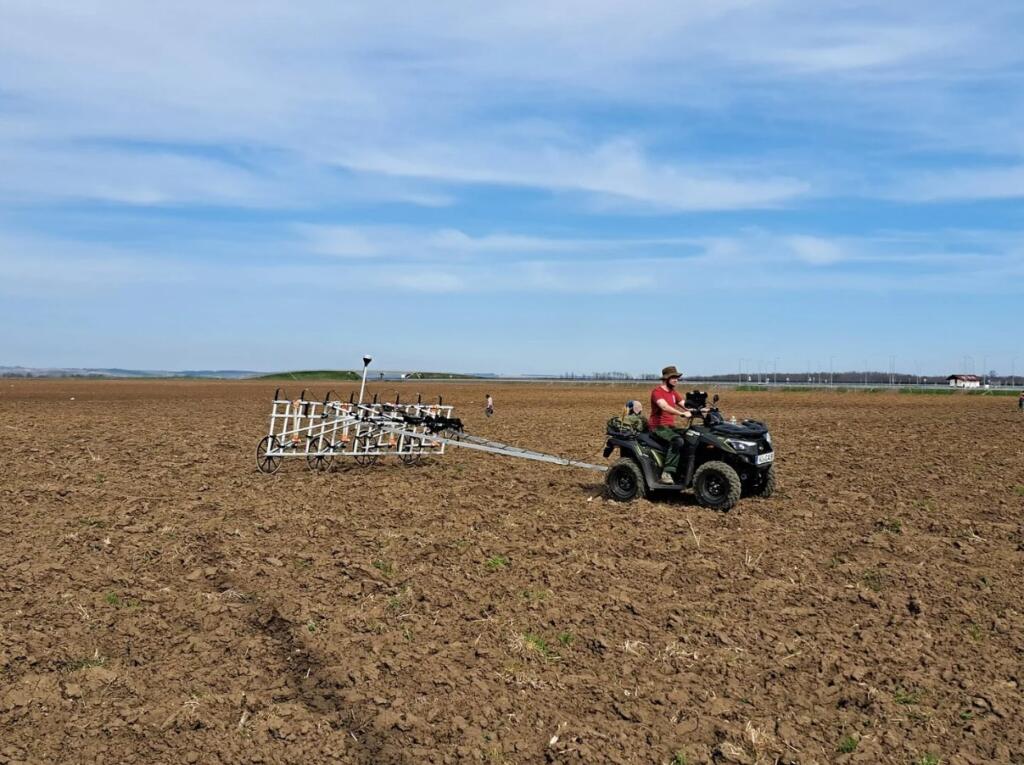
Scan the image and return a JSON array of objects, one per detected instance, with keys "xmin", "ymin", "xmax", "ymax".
[
  {"xmin": 485, "ymin": 393, "xmax": 494, "ymax": 417},
  {"xmin": 649, "ymin": 365, "xmax": 704, "ymax": 484},
  {"xmin": 1019, "ymin": 391, "xmax": 1024, "ymax": 412}
]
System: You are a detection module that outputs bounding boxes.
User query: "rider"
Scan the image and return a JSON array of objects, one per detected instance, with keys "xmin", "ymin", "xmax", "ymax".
[{"xmin": 649, "ymin": 365, "xmax": 697, "ymax": 484}]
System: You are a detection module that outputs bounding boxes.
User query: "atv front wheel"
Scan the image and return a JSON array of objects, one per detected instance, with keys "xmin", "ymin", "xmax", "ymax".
[
  {"xmin": 693, "ymin": 461, "xmax": 742, "ymax": 511},
  {"xmin": 605, "ymin": 458, "xmax": 646, "ymax": 502},
  {"xmin": 748, "ymin": 465, "xmax": 776, "ymax": 498}
]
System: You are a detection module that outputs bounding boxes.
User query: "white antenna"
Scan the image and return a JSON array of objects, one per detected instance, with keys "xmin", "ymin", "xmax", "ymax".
[{"xmin": 358, "ymin": 355, "xmax": 373, "ymax": 404}]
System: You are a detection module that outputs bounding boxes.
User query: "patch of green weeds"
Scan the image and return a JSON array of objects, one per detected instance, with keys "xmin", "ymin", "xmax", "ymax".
[
  {"xmin": 875, "ymin": 517, "xmax": 903, "ymax": 534},
  {"xmin": 291, "ymin": 557, "xmax": 313, "ymax": 570},
  {"xmin": 387, "ymin": 585, "xmax": 411, "ymax": 613},
  {"xmin": 373, "ymin": 559, "xmax": 395, "ymax": 578},
  {"xmin": 486, "ymin": 555, "xmax": 509, "ymax": 571},
  {"xmin": 670, "ymin": 753, "xmax": 689, "ymax": 765},
  {"xmin": 521, "ymin": 633, "xmax": 557, "ymax": 661},
  {"xmin": 861, "ymin": 569, "xmax": 886, "ymax": 592},
  {"xmin": 1014, "ymin": 485, "xmax": 1024, "ymax": 497},
  {"xmin": 519, "ymin": 589, "xmax": 549, "ymax": 602},
  {"xmin": 306, "ymin": 619, "xmax": 321, "ymax": 634},
  {"xmin": 966, "ymin": 622, "xmax": 983, "ymax": 641},
  {"xmin": 79, "ymin": 517, "xmax": 106, "ymax": 528},
  {"xmin": 557, "ymin": 631, "xmax": 574, "ymax": 647},
  {"xmin": 894, "ymin": 687, "xmax": 922, "ymax": 705},
  {"xmin": 837, "ymin": 734, "xmax": 858, "ymax": 753},
  {"xmin": 103, "ymin": 592, "xmax": 139, "ymax": 609},
  {"xmin": 59, "ymin": 654, "xmax": 106, "ymax": 672},
  {"xmin": 916, "ymin": 754, "xmax": 940, "ymax": 765},
  {"xmin": 959, "ymin": 709, "xmax": 973, "ymax": 721}
]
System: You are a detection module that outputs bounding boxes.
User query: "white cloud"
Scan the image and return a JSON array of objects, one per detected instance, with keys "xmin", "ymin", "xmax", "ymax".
[
  {"xmin": 334, "ymin": 139, "xmax": 809, "ymax": 210},
  {"xmin": 299, "ymin": 223, "xmax": 700, "ymax": 259},
  {"xmin": 292, "ymin": 224, "xmax": 1024, "ymax": 292},
  {"xmin": 0, "ymin": 232, "xmax": 193, "ymax": 295},
  {"xmin": 889, "ymin": 164, "xmax": 1024, "ymax": 202},
  {"xmin": 786, "ymin": 235, "xmax": 846, "ymax": 265},
  {"xmin": 0, "ymin": 144, "xmax": 279, "ymax": 207},
  {"xmin": 2, "ymin": 225, "xmax": 1021, "ymax": 300},
  {"xmin": 0, "ymin": 0, "xmax": 1021, "ymax": 217}
]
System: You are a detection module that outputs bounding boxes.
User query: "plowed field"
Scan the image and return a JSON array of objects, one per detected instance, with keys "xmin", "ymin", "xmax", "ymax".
[{"xmin": 1, "ymin": 381, "xmax": 1022, "ymax": 765}]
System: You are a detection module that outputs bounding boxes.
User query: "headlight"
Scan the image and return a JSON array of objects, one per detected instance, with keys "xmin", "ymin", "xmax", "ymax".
[
  {"xmin": 725, "ymin": 439, "xmax": 757, "ymax": 452},
  {"xmin": 765, "ymin": 432, "xmax": 772, "ymax": 445}
]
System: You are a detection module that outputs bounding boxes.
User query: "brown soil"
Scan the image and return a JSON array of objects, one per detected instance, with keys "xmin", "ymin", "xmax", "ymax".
[{"xmin": 1, "ymin": 380, "xmax": 1022, "ymax": 765}]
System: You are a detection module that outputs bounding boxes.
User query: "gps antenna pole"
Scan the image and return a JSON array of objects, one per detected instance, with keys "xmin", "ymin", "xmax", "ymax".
[{"xmin": 358, "ymin": 355, "xmax": 373, "ymax": 405}]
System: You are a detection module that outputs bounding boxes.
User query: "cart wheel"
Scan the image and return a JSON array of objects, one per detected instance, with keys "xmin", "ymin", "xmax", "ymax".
[
  {"xmin": 256, "ymin": 436, "xmax": 283, "ymax": 474},
  {"xmin": 353, "ymin": 436, "xmax": 379, "ymax": 467},
  {"xmin": 399, "ymin": 439, "xmax": 423, "ymax": 466},
  {"xmin": 306, "ymin": 437, "xmax": 334, "ymax": 472}
]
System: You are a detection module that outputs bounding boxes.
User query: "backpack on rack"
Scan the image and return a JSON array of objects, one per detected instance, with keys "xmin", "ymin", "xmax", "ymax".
[{"xmin": 606, "ymin": 413, "xmax": 647, "ymax": 436}]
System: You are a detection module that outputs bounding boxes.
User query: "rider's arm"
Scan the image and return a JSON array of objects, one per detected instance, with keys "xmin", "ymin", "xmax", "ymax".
[{"xmin": 655, "ymin": 398, "xmax": 692, "ymax": 418}]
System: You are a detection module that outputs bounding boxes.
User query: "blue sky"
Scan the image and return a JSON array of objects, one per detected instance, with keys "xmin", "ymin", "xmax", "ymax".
[{"xmin": 1, "ymin": 1, "xmax": 1022, "ymax": 376}]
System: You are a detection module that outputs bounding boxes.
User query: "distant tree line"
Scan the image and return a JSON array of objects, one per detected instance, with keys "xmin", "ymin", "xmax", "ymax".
[{"xmin": 541, "ymin": 370, "xmax": 1023, "ymax": 385}]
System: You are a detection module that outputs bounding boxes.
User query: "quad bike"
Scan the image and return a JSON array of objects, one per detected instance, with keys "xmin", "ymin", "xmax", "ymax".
[{"xmin": 603, "ymin": 391, "xmax": 775, "ymax": 511}]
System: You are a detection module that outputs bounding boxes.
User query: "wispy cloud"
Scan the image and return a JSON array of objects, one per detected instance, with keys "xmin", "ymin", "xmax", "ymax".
[
  {"xmin": 2, "ymin": 2, "xmax": 1024, "ymax": 370},
  {"xmin": 0, "ymin": 232, "xmax": 193, "ymax": 296},
  {"xmin": 331, "ymin": 139, "xmax": 810, "ymax": 211},
  {"xmin": 298, "ymin": 224, "xmax": 702, "ymax": 259},
  {"xmin": 3, "ymin": 1, "xmax": 1020, "ymax": 210},
  {"xmin": 294, "ymin": 223, "xmax": 1024, "ymax": 288},
  {"xmin": 888, "ymin": 164, "xmax": 1024, "ymax": 202}
]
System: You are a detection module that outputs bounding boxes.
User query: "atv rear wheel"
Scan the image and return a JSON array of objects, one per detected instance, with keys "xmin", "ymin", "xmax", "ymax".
[
  {"xmin": 693, "ymin": 461, "xmax": 742, "ymax": 511},
  {"xmin": 605, "ymin": 458, "xmax": 646, "ymax": 502}
]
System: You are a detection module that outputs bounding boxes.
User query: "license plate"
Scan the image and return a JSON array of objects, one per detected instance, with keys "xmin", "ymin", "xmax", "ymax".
[{"xmin": 756, "ymin": 452, "xmax": 774, "ymax": 465}]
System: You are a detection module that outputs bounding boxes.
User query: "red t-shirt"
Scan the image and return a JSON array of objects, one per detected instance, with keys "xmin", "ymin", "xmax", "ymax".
[{"xmin": 649, "ymin": 386, "xmax": 683, "ymax": 429}]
